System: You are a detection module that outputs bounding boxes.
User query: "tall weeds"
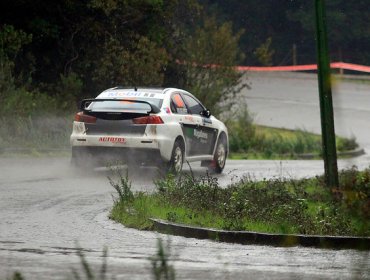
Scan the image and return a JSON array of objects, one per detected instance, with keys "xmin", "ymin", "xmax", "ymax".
[{"xmin": 0, "ymin": 115, "xmax": 72, "ymax": 151}]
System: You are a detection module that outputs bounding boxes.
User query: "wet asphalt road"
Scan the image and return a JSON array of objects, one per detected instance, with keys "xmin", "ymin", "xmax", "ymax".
[{"xmin": 1, "ymin": 72, "xmax": 370, "ymax": 279}]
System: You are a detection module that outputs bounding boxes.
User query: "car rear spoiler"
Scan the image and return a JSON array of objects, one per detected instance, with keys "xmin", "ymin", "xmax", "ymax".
[{"xmin": 79, "ymin": 98, "xmax": 161, "ymax": 114}]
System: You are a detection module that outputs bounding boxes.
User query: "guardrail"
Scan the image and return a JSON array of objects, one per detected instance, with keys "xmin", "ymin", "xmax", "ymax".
[{"xmin": 236, "ymin": 61, "xmax": 370, "ymax": 73}]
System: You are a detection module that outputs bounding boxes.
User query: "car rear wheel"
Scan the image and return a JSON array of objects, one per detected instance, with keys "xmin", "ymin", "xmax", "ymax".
[{"xmin": 164, "ymin": 139, "xmax": 184, "ymax": 174}]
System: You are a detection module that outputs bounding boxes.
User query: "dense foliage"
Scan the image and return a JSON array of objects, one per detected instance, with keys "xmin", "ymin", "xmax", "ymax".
[
  {"xmin": 0, "ymin": 0, "xmax": 245, "ymax": 116},
  {"xmin": 201, "ymin": 0, "xmax": 370, "ymax": 66},
  {"xmin": 1, "ymin": 1, "xmax": 369, "ymax": 116},
  {"xmin": 1, "ymin": 1, "xmax": 367, "ymax": 152}
]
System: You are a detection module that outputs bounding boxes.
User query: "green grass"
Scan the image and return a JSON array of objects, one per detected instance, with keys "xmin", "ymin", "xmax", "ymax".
[
  {"xmin": 229, "ymin": 125, "xmax": 358, "ymax": 159},
  {"xmin": 110, "ymin": 168, "xmax": 370, "ymax": 237}
]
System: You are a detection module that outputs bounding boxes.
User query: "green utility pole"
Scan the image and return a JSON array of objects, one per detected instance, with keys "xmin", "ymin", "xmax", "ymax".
[{"xmin": 314, "ymin": 0, "xmax": 339, "ymax": 189}]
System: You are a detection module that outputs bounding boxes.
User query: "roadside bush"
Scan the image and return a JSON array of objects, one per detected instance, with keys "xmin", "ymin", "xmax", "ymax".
[
  {"xmin": 222, "ymin": 179, "xmax": 312, "ymax": 232},
  {"xmin": 0, "ymin": 87, "xmax": 59, "ymax": 117},
  {"xmin": 109, "ymin": 171, "xmax": 153, "ymax": 230},
  {"xmin": 337, "ymin": 136, "xmax": 358, "ymax": 152},
  {"xmin": 311, "ymin": 203, "xmax": 352, "ymax": 236},
  {"xmin": 155, "ymin": 173, "xmax": 313, "ymax": 233},
  {"xmin": 0, "ymin": 114, "xmax": 72, "ymax": 150},
  {"xmin": 156, "ymin": 172, "xmax": 222, "ymax": 212},
  {"xmin": 227, "ymin": 113, "xmax": 358, "ymax": 159},
  {"xmin": 109, "ymin": 171, "xmax": 135, "ymax": 204},
  {"xmin": 227, "ymin": 117, "xmax": 323, "ymax": 157},
  {"xmin": 226, "ymin": 106, "xmax": 257, "ymax": 153},
  {"xmin": 56, "ymin": 72, "xmax": 83, "ymax": 111},
  {"xmin": 337, "ymin": 167, "xmax": 370, "ymax": 222},
  {"xmin": 111, "ymin": 167, "xmax": 370, "ymax": 236},
  {"xmin": 0, "ymin": 79, "xmax": 74, "ymax": 151}
]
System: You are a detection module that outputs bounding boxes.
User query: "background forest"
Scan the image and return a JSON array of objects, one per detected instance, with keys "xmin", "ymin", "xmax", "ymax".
[{"xmin": 1, "ymin": 0, "xmax": 369, "ymax": 116}]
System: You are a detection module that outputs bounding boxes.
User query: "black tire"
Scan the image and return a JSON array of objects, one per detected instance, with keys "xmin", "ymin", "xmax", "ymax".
[
  {"xmin": 212, "ymin": 137, "xmax": 227, "ymax": 174},
  {"xmin": 163, "ymin": 139, "xmax": 184, "ymax": 174}
]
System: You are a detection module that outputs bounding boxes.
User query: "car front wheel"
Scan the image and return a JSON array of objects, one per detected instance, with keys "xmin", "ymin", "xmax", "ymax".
[{"xmin": 212, "ymin": 138, "xmax": 227, "ymax": 174}]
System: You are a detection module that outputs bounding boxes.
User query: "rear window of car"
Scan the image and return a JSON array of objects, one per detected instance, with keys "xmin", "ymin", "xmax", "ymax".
[{"xmin": 87, "ymin": 98, "xmax": 163, "ymax": 112}]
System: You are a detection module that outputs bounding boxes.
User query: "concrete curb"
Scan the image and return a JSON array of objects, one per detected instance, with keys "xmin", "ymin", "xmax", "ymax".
[
  {"xmin": 151, "ymin": 219, "xmax": 370, "ymax": 250},
  {"xmin": 297, "ymin": 147, "xmax": 365, "ymax": 159}
]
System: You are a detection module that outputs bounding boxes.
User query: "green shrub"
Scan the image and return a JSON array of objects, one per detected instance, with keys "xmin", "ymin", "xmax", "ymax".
[
  {"xmin": 154, "ymin": 173, "xmax": 313, "ymax": 232},
  {"xmin": 109, "ymin": 171, "xmax": 134, "ymax": 204},
  {"xmin": 56, "ymin": 72, "xmax": 83, "ymax": 110},
  {"xmin": 226, "ymin": 107, "xmax": 256, "ymax": 153},
  {"xmin": 337, "ymin": 136, "xmax": 358, "ymax": 151},
  {"xmin": 337, "ymin": 167, "xmax": 370, "ymax": 221},
  {"xmin": 228, "ymin": 115, "xmax": 357, "ymax": 159},
  {"xmin": 111, "ymin": 167, "xmax": 370, "ymax": 236},
  {"xmin": 0, "ymin": 87, "xmax": 59, "ymax": 117}
]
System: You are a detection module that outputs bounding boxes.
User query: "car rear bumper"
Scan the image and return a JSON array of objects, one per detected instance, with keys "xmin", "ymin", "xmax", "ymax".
[
  {"xmin": 71, "ymin": 146, "xmax": 163, "ymax": 166},
  {"xmin": 70, "ymin": 133, "xmax": 174, "ymax": 163},
  {"xmin": 70, "ymin": 121, "xmax": 182, "ymax": 163}
]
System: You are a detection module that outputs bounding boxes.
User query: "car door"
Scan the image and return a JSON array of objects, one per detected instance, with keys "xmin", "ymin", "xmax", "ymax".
[
  {"xmin": 170, "ymin": 92, "xmax": 202, "ymax": 156},
  {"xmin": 181, "ymin": 93, "xmax": 218, "ymax": 156}
]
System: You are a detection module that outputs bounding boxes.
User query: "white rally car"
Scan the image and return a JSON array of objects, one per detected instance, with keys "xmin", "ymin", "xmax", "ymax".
[{"xmin": 70, "ymin": 87, "xmax": 228, "ymax": 173}]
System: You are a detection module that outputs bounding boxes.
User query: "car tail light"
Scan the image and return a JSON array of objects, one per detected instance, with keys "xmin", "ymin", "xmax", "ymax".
[
  {"xmin": 74, "ymin": 112, "xmax": 97, "ymax": 123},
  {"xmin": 132, "ymin": 115, "xmax": 164, "ymax": 124}
]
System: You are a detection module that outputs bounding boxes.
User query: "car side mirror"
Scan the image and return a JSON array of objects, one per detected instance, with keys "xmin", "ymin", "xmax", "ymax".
[{"xmin": 201, "ymin": 109, "xmax": 211, "ymax": 118}]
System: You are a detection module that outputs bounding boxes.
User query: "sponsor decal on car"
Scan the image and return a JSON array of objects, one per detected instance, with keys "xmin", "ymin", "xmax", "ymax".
[
  {"xmin": 202, "ymin": 117, "xmax": 212, "ymax": 125},
  {"xmin": 99, "ymin": 137, "xmax": 125, "ymax": 143},
  {"xmin": 184, "ymin": 115, "xmax": 194, "ymax": 122},
  {"xmin": 105, "ymin": 91, "xmax": 142, "ymax": 97},
  {"xmin": 194, "ymin": 129, "xmax": 208, "ymax": 140},
  {"xmin": 163, "ymin": 107, "xmax": 171, "ymax": 114},
  {"xmin": 101, "ymin": 91, "xmax": 162, "ymax": 99}
]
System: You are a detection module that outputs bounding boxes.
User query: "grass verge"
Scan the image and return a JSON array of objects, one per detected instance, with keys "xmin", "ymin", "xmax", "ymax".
[
  {"xmin": 0, "ymin": 115, "xmax": 72, "ymax": 153},
  {"xmin": 229, "ymin": 125, "xmax": 358, "ymax": 160},
  {"xmin": 110, "ymin": 167, "xmax": 370, "ymax": 237}
]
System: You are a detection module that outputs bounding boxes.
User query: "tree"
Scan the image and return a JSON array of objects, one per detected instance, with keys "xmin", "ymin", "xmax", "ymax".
[
  {"xmin": 254, "ymin": 37, "xmax": 275, "ymax": 66},
  {"xmin": 178, "ymin": 17, "xmax": 247, "ymax": 116},
  {"xmin": 0, "ymin": 25, "xmax": 32, "ymax": 96},
  {"xmin": 199, "ymin": 0, "xmax": 302, "ymax": 65},
  {"xmin": 287, "ymin": 0, "xmax": 370, "ymax": 64},
  {"xmin": 92, "ymin": 36, "xmax": 169, "ymax": 91}
]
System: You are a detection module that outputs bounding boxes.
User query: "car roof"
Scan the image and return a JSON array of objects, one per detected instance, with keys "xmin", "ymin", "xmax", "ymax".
[{"xmin": 96, "ymin": 87, "xmax": 190, "ymax": 100}]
